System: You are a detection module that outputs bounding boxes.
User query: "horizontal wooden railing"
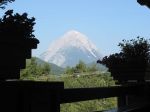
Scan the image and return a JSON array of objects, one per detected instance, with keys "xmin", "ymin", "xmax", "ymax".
[
  {"xmin": 60, "ymin": 85, "xmax": 142, "ymax": 103},
  {"xmin": 0, "ymin": 81, "xmax": 150, "ymax": 112},
  {"xmin": 60, "ymin": 82, "xmax": 150, "ymax": 112}
]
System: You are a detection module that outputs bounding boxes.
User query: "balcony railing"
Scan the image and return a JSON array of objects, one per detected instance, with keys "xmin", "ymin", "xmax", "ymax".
[{"xmin": 1, "ymin": 80, "xmax": 150, "ymax": 112}]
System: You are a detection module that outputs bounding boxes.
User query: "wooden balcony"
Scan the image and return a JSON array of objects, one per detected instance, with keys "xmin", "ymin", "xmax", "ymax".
[{"xmin": 0, "ymin": 80, "xmax": 150, "ymax": 112}]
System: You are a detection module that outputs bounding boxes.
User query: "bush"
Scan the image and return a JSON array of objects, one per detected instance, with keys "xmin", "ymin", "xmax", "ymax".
[{"xmin": 98, "ymin": 37, "xmax": 150, "ymax": 69}]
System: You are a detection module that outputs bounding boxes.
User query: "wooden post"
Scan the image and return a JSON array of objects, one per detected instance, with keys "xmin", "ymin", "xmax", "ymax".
[{"xmin": 117, "ymin": 95, "xmax": 127, "ymax": 108}]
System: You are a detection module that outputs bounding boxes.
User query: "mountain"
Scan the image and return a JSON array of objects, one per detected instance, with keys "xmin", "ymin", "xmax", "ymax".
[
  {"xmin": 40, "ymin": 30, "xmax": 101, "ymax": 68},
  {"xmin": 35, "ymin": 57, "xmax": 64, "ymax": 75}
]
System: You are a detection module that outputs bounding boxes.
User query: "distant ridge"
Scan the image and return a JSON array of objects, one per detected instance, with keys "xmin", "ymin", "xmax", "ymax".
[
  {"xmin": 40, "ymin": 30, "xmax": 102, "ymax": 67},
  {"xmin": 35, "ymin": 57, "xmax": 64, "ymax": 75}
]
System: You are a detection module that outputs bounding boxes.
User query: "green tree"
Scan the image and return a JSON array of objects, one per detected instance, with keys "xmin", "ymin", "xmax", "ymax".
[
  {"xmin": 65, "ymin": 66, "xmax": 74, "ymax": 75},
  {"xmin": 75, "ymin": 60, "xmax": 87, "ymax": 73},
  {"xmin": 41, "ymin": 63, "xmax": 51, "ymax": 75},
  {"xmin": 88, "ymin": 63, "xmax": 97, "ymax": 72}
]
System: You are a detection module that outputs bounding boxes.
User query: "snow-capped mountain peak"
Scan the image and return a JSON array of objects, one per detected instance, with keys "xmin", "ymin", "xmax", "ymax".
[{"xmin": 40, "ymin": 30, "xmax": 101, "ymax": 67}]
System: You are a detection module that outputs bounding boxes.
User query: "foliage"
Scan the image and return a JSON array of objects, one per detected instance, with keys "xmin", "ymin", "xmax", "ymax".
[
  {"xmin": 42, "ymin": 63, "xmax": 51, "ymax": 75},
  {"xmin": 75, "ymin": 60, "xmax": 87, "ymax": 73},
  {"xmin": 61, "ymin": 98, "xmax": 117, "ymax": 112},
  {"xmin": 119, "ymin": 37, "xmax": 150, "ymax": 63},
  {"xmin": 20, "ymin": 57, "xmax": 51, "ymax": 80},
  {"xmin": 98, "ymin": 37, "xmax": 150, "ymax": 69},
  {"xmin": 97, "ymin": 53, "xmax": 124, "ymax": 69},
  {"xmin": 87, "ymin": 63, "xmax": 98, "ymax": 72},
  {"xmin": 0, "ymin": 0, "xmax": 15, "ymax": 9},
  {"xmin": 0, "ymin": 10, "xmax": 37, "ymax": 40},
  {"xmin": 64, "ymin": 60, "xmax": 87, "ymax": 75},
  {"xmin": 137, "ymin": 0, "xmax": 150, "ymax": 8},
  {"xmin": 65, "ymin": 66, "xmax": 75, "ymax": 75},
  {"xmin": 62, "ymin": 73, "xmax": 115, "ymax": 88},
  {"xmin": 64, "ymin": 61, "xmax": 101, "ymax": 76}
]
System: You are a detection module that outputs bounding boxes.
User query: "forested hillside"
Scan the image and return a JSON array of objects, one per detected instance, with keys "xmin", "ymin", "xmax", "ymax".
[{"xmin": 20, "ymin": 57, "xmax": 117, "ymax": 112}]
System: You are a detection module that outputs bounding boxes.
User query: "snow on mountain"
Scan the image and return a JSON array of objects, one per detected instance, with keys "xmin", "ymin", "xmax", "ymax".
[{"xmin": 40, "ymin": 30, "xmax": 101, "ymax": 67}]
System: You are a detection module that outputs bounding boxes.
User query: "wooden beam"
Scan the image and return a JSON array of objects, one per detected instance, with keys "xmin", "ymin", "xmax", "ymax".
[{"xmin": 61, "ymin": 85, "xmax": 143, "ymax": 103}]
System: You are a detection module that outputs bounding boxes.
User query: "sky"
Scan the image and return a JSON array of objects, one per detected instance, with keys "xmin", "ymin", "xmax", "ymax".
[{"xmin": 1, "ymin": 0, "xmax": 150, "ymax": 57}]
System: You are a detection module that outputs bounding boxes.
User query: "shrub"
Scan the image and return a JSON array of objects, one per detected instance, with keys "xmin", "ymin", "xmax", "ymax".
[{"xmin": 98, "ymin": 37, "xmax": 150, "ymax": 69}]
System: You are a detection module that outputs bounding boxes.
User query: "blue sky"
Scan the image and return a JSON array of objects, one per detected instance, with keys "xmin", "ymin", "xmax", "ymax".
[{"xmin": 1, "ymin": 0, "xmax": 150, "ymax": 57}]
